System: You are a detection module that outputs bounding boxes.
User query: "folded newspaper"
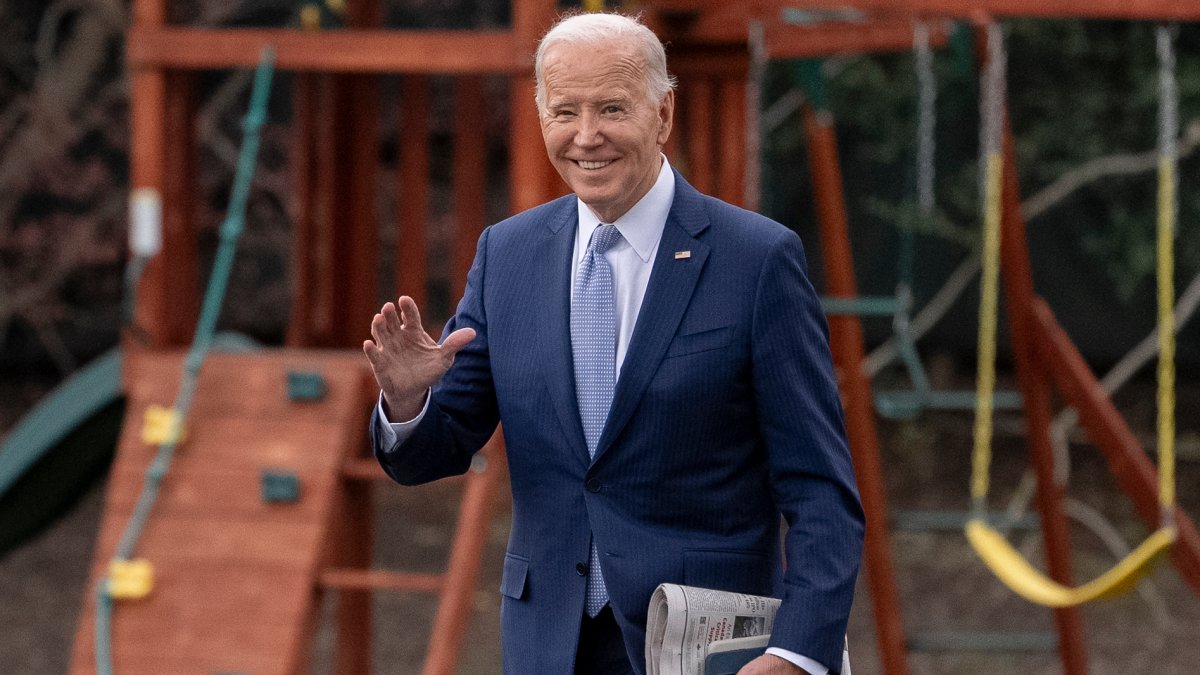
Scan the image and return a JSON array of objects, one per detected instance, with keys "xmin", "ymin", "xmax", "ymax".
[{"xmin": 645, "ymin": 583, "xmax": 851, "ymax": 675}]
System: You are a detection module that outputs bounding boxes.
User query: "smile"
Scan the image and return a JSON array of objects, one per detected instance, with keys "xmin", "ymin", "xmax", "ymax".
[{"xmin": 576, "ymin": 160, "xmax": 613, "ymax": 170}]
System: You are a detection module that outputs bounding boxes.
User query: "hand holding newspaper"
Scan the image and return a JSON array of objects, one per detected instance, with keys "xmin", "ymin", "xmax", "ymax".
[{"xmin": 646, "ymin": 583, "xmax": 851, "ymax": 675}]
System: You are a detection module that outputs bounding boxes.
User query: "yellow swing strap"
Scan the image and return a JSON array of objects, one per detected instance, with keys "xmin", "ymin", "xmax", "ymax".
[{"xmin": 964, "ymin": 23, "xmax": 1176, "ymax": 609}]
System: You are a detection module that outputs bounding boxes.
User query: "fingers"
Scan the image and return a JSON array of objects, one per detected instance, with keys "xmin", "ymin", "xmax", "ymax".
[
  {"xmin": 397, "ymin": 295, "xmax": 424, "ymax": 333},
  {"xmin": 440, "ymin": 327, "xmax": 477, "ymax": 359}
]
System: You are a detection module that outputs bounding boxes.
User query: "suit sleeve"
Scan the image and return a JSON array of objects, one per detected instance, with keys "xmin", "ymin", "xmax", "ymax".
[
  {"xmin": 752, "ymin": 229, "xmax": 865, "ymax": 672},
  {"xmin": 372, "ymin": 227, "xmax": 500, "ymax": 486}
]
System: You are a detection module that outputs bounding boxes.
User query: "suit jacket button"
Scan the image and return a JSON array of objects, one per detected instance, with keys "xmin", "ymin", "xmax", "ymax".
[
  {"xmin": 585, "ymin": 479, "xmax": 602, "ymax": 493},
  {"xmin": 576, "ymin": 562, "xmax": 589, "ymax": 576}
]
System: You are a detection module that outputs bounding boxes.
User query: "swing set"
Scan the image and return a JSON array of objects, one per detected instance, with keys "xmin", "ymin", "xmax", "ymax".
[{"xmin": 735, "ymin": 4, "xmax": 1200, "ymax": 674}]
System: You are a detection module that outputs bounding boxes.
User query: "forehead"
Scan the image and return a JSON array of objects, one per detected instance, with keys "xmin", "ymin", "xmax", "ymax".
[{"xmin": 542, "ymin": 41, "xmax": 648, "ymax": 100}]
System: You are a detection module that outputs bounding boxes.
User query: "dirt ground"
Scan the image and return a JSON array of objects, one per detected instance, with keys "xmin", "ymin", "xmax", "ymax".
[{"xmin": 1, "ymin": 375, "xmax": 1198, "ymax": 674}]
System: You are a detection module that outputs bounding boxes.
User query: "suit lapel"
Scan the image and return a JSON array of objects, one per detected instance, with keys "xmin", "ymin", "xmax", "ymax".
[
  {"xmin": 592, "ymin": 175, "xmax": 711, "ymax": 464},
  {"xmin": 535, "ymin": 199, "xmax": 591, "ymax": 464}
]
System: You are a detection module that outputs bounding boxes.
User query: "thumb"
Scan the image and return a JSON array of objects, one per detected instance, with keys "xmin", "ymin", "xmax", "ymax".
[{"xmin": 440, "ymin": 327, "xmax": 477, "ymax": 359}]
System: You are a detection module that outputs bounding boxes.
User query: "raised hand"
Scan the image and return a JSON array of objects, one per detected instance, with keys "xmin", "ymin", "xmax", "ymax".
[{"xmin": 362, "ymin": 296, "xmax": 476, "ymax": 422}]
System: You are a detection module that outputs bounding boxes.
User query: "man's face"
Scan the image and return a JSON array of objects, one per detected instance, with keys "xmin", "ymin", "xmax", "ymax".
[{"xmin": 539, "ymin": 39, "xmax": 674, "ymax": 224}]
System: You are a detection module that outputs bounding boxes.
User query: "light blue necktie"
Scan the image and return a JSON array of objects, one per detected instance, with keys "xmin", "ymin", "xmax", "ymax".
[{"xmin": 572, "ymin": 223, "xmax": 622, "ymax": 617}]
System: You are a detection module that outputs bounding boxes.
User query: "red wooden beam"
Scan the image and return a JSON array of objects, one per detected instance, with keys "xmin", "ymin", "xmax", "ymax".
[
  {"xmin": 766, "ymin": 0, "xmax": 1200, "ymax": 21},
  {"xmin": 396, "ymin": 75, "xmax": 430, "ymax": 309},
  {"xmin": 422, "ymin": 438, "xmax": 508, "ymax": 675},
  {"xmin": 1029, "ymin": 299, "xmax": 1200, "ymax": 595},
  {"xmin": 453, "ymin": 76, "xmax": 488, "ymax": 295},
  {"xmin": 320, "ymin": 568, "xmax": 444, "ymax": 593},
  {"xmin": 989, "ymin": 26, "xmax": 1088, "ymax": 670},
  {"xmin": 644, "ymin": 0, "xmax": 1200, "ymax": 22},
  {"xmin": 127, "ymin": 27, "xmax": 527, "ymax": 74},
  {"xmin": 767, "ymin": 19, "xmax": 951, "ymax": 59},
  {"xmin": 681, "ymin": 79, "xmax": 715, "ymax": 194},
  {"xmin": 803, "ymin": 105, "xmax": 910, "ymax": 675},
  {"xmin": 286, "ymin": 74, "xmax": 317, "ymax": 347},
  {"xmin": 716, "ymin": 79, "xmax": 746, "ymax": 206}
]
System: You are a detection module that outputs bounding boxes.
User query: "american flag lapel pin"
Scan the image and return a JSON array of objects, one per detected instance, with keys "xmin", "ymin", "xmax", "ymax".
[{"xmin": 674, "ymin": 250, "xmax": 692, "ymax": 260}]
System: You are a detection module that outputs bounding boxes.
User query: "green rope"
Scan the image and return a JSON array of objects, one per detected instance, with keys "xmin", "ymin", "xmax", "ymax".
[{"xmin": 95, "ymin": 47, "xmax": 275, "ymax": 675}]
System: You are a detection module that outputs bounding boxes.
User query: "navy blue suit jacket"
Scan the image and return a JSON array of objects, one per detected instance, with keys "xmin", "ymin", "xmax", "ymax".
[{"xmin": 372, "ymin": 172, "xmax": 864, "ymax": 673}]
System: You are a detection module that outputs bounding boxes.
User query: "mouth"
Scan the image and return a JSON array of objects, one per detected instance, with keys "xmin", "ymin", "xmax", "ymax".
[{"xmin": 575, "ymin": 159, "xmax": 614, "ymax": 170}]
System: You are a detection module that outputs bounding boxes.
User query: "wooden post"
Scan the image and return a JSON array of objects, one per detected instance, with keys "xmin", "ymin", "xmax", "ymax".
[
  {"xmin": 334, "ymin": 70, "xmax": 382, "ymax": 345},
  {"xmin": 509, "ymin": 0, "xmax": 559, "ymax": 214},
  {"xmin": 129, "ymin": 0, "xmax": 197, "ymax": 347},
  {"xmin": 287, "ymin": 73, "xmax": 317, "ymax": 347},
  {"xmin": 453, "ymin": 76, "xmax": 488, "ymax": 294},
  {"xmin": 997, "ymin": 124, "xmax": 1090, "ymax": 675},
  {"xmin": 716, "ymin": 78, "xmax": 746, "ymax": 206},
  {"xmin": 421, "ymin": 440, "xmax": 509, "ymax": 675},
  {"xmin": 972, "ymin": 21, "xmax": 1088, "ymax": 673},
  {"xmin": 802, "ymin": 104, "xmax": 911, "ymax": 675},
  {"xmin": 683, "ymin": 79, "xmax": 715, "ymax": 195},
  {"xmin": 397, "ymin": 75, "xmax": 430, "ymax": 309}
]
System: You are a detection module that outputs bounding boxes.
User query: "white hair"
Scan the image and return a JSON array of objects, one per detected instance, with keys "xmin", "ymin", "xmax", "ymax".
[{"xmin": 534, "ymin": 12, "xmax": 676, "ymax": 109}]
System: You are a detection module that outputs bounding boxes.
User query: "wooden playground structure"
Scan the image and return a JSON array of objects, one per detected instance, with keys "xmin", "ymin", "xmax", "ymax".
[{"xmin": 67, "ymin": 0, "xmax": 1200, "ymax": 673}]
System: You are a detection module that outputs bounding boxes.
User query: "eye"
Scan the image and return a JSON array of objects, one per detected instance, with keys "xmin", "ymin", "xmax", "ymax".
[{"xmin": 602, "ymin": 104, "xmax": 624, "ymax": 115}]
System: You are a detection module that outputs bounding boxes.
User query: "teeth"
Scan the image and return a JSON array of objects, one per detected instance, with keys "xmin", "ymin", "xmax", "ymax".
[{"xmin": 578, "ymin": 160, "xmax": 612, "ymax": 170}]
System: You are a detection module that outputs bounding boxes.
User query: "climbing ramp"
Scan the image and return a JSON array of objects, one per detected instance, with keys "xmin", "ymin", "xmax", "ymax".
[{"xmin": 69, "ymin": 348, "xmax": 374, "ymax": 674}]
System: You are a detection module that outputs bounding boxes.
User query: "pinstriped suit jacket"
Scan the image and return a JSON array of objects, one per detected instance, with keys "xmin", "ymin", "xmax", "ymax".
[{"xmin": 372, "ymin": 172, "xmax": 864, "ymax": 674}]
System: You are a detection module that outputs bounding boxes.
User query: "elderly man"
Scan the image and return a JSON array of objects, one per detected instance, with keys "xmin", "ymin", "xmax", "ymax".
[{"xmin": 363, "ymin": 12, "xmax": 863, "ymax": 675}]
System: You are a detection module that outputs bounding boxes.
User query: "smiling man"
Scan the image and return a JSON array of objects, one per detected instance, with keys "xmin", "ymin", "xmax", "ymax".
[{"xmin": 363, "ymin": 12, "xmax": 863, "ymax": 675}]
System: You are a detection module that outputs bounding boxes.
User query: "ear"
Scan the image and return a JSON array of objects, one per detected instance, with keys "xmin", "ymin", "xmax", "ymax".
[{"xmin": 656, "ymin": 89, "xmax": 675, "ymax": 147}]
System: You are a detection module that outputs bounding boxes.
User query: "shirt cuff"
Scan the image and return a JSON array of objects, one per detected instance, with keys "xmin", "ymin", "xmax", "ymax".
[
  {"xmin": 375, "ymin": 389, "xmax": 430, "ymax": 450},
  {"xmin": 765, "ymin": 648, "xmax": 828, "ymax": 675}
]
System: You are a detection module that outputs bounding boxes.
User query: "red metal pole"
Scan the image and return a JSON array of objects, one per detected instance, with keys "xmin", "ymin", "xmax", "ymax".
[{"xmin": 802, "ymin": 104, "xmax": 910, "ymax": 675}]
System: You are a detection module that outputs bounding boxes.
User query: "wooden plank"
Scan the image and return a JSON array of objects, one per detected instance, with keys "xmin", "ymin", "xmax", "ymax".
[
  {"xmin": 644, "ymin": 0, "xmax": 1200, "ymax": 21},
  {"xmin": 109, "ymin": 415, "xmax": 357, "ymax": 476},
  {"xmin": 767, "ymin": 19, "xmax": 952, "ymax": 59},
  {"xmin": 105, "ymin": 464, "xmax": 339, "ymax": 520},
  {"xmin": 127, "ymin": 27, "xmax": 528, "ymax": 73},
  {"xmin": 90, "ymin": 511, "xmax": 324, "ymax": 567},
  {"xmin": 72, "ymin": 562, "xmax": 313, "ymax": 675},
  {"xmin": 767, "ymin": 0, "xmax": 1200, "ymax": 21},
  {"xmin": 321, "ymin": 567, "xmax": 443, "ymax": 593},
  {"xmin": 72, "ymin": 349, "xmax": 370, "ymax": 675},
  {"xmin": 122, "ymin": 351, "xmax": 372, "ymax": 424}
]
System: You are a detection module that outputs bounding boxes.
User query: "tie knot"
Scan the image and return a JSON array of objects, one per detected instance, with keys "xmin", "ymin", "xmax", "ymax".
[{"xmin": 588, "ymin": 223, "xmax": 623, "ymax": 255}]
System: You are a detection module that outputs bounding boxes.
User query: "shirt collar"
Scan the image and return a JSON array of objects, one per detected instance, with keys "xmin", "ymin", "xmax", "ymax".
[{"xmin": 576, "ymin": 156, "xmax": 675, "ymax": 263}]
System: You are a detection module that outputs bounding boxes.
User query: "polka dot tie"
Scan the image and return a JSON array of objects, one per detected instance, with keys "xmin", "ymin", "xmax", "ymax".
[{"xmin": 572, "ymin": 223, "xmax": 622, "ymax": 618}]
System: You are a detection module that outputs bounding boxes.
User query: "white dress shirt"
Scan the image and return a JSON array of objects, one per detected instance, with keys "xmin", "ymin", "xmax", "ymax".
[{"xmin": 374, "ymin": 156, "xmax": 828, "ymax": 675}]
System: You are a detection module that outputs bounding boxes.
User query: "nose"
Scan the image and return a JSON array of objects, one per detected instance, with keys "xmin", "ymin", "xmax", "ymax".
[{"xmin": 573, "ymin": 111, "xmax": 603, "ymax": 148}]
